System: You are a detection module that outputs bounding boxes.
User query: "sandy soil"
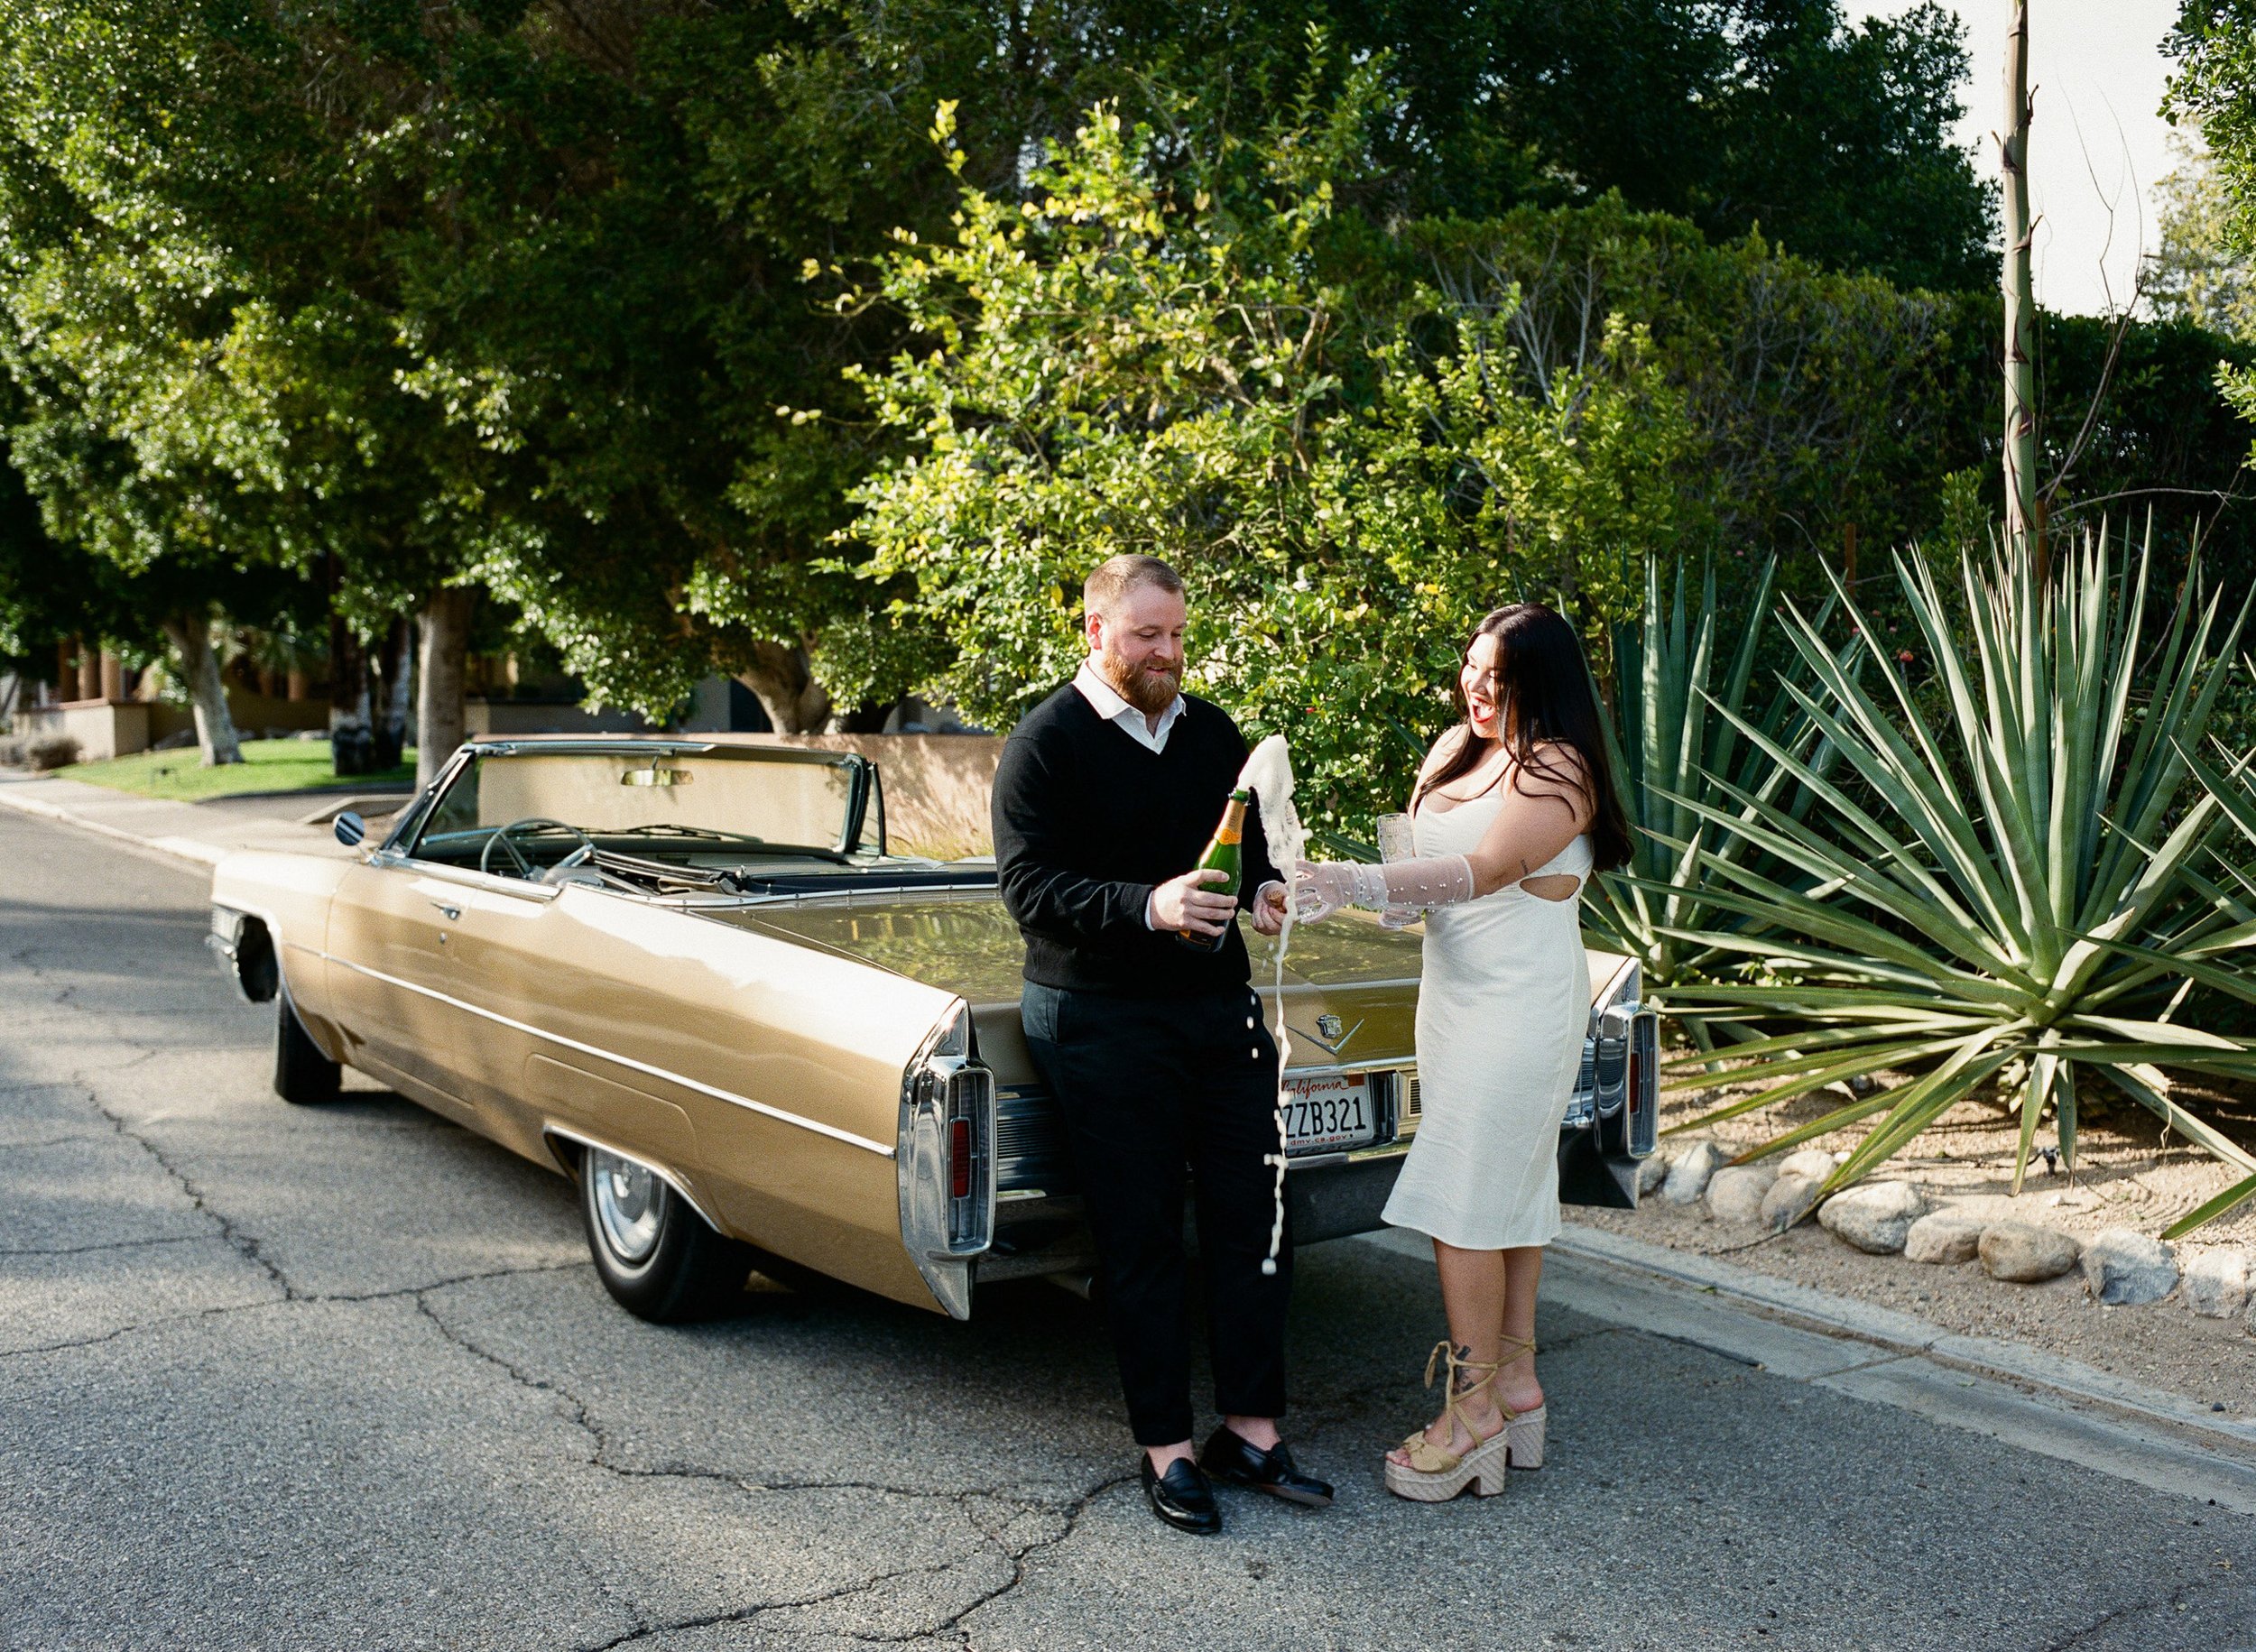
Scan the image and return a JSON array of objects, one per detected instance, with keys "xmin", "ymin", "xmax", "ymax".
[{"xmin": 1579, "ymin": 1079, "xmax": 2256, "ymax": 1414}]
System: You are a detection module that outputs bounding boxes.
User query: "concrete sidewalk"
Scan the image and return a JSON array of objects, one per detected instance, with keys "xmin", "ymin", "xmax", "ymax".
[{"xmin": 0, "ymin": 771, "xmax": 352, "ymax": 869}]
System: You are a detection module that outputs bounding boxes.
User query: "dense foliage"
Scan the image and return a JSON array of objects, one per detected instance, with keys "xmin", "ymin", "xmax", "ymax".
[
  {"xmin": 0, "ymin": 0, "xmax": 2002, "ymax": 743},
  {"xmin": 2149, "ymin": 136, "xmax": 2256, "ymax": 343},
  {"xmin": 847, "ymin": 87, "xmax": 1698, "ymax": 824},
  {"xmin": 844, "ymin": 74, "xmax": 2256, "ymax": 829},
  {"xmin": 2169, "ymin": 2, "xmax": 2256, "ymax": 456}
]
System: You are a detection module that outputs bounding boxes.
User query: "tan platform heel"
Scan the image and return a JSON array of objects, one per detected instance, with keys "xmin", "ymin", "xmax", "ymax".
[
  {"xmin": 1382, "ymin": 1342, "xmax": 1511, "ymax": 1502},
  {"xmin": 1497, "ymin": 1335, "xmax": 1546, "ymax": 1471}
]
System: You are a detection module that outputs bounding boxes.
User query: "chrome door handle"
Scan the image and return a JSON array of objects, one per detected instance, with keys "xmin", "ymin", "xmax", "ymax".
[{"xmin": 430, "ymin": 900, "xmax": 462, "ymax": 920}]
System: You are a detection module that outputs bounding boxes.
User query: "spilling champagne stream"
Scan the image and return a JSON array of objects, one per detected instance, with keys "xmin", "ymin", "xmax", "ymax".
[{"xmin": 1235, "ymin": 735, "xmax": 1305, "ymax": 1278}]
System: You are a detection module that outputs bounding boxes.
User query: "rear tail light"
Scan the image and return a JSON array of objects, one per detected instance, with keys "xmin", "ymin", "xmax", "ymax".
[
  {"xmin": 899, "ymin": 1001, "xmax": 994, "ymax": 1319},
  {"xmin": 949, "ymin": 1117, "xmax": 972, "ymax": 1199},
  {"xmin": 1628, "ymin": 1009, "xmax": 1660, "ymax": 1158}
]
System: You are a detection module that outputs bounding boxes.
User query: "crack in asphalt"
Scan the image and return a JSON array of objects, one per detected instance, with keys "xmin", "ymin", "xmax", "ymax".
[
  {"xmin": 75, "ymin": 1079, "xmax": 301, "ymax": 1298},
  {"xmin": 2037, "ymin": 1569, "xmax": 2251, "ymax": 1649},
  {"xmin": 0, "ymin": 1260, "xmax": 595, "ymax": 1362},
  {"xmin": 0, "ymin": 1232, "xmax": 209, "ymax": 1258},
  {"xmin": 0, "ymin": 1295, "xmax": 281, "ymax": 1361},
  {"xmin": 573, "ymin": 1471, "xmax": 1134, "ymax": 1651},
  {"xmin": 1, "ymin": 945, "xmax": 590, "ymax": 1358},
  {"xmin": 407, "ymin": 1284, "xmax": 1133, "ymax": 1652}
]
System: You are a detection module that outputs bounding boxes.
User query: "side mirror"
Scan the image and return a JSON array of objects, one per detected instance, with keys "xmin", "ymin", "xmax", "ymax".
[{"xmin": 334, "ymin": 811, "xmax": 367, "ymax": 848}]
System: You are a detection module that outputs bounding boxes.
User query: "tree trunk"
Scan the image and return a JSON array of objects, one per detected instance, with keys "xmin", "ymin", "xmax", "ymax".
[
  {"xmin": 327, "ymin": 558, "xmax": 370, "ymax": 735},
  {"xmin": 160, "ymin": 613, "xmax": 244, "ymax": 766},
  {"xmin": 383, "ymin": 616, "xmax": 415, "ymax": 748},
  {"xmin": 738, "ymin": 639, "xmax": 834, "ymax": 734},
  {"xmin": 2001, "ymin": 3, "xmax": 2041, "ymax": 577},
  {"xmin": 415, "ymin": 587, "xmax": 474, "ymax": 790}
]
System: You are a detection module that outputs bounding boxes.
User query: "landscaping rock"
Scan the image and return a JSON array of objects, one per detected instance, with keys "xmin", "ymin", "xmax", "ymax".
[
  {"xmin": 1817, "ymin": 1182, "xmax": 1929, "ymax": 1254},
  {"xmin": 1661, "ymin": 1140, "xmax": 1724, "ymax": 1204},
  {"xmin": 1904, "ymin": 1211, "xmax": 1986, "ymax": 1265},
  {"xmin": 1777, "ymin": 1149, "xmax": 1839, "ymax": 1183},
  {"xmin": 1980, "ymin": 1222, "xmax": 2081, "ymax": 1283},
  {"xmin": 2080, "ymin": 1228, "xmax": 2179, "ymax": 1306},
  {"xmin": 1760, "ymin": 1173, "xmax": 1824, "ymax": 1232},
  {"xmin": 2181, "ymin": 1251, "xmax": 2251, "ymax": 1320},
  {"xmin": 1636, "ymin": 1153, "xmax": 1669, "ymax": 1196},
  {"xmin": 1706, "ymin": 1164, "xmax": 1779, "ymax": 1225}
]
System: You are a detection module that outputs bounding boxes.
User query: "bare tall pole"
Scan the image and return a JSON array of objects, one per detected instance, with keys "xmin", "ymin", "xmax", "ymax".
[{"xmin": 2001, "ymin": 2, "xmax": 2041, "ymax": 575}]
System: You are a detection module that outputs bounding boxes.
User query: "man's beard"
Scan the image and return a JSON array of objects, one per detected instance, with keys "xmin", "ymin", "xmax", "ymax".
[{"xmin": 1099, "ymin": 653, "xmax": 1181, "ymax": 716}]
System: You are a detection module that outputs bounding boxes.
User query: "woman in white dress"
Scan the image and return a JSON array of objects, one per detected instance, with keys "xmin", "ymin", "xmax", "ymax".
[{"xmin": 1293, "ymin": 604, "xmax": 1632, "ymax": 1501}]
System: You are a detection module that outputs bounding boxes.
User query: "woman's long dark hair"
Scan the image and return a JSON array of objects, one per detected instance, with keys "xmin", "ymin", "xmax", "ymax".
[{"xmin": 1412, "ymin": 604, "xmax": 1633, "ymax": 872}]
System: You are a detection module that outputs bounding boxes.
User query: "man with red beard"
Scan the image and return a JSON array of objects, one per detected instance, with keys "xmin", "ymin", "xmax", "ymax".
[{"xmin": 993, "ymin": 553, "xmax": 1332, "ymax": 1536}]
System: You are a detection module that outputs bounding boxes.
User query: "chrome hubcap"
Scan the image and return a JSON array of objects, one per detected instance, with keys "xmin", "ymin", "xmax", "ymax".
[{"xmin": 590, "ymin": 1149, "xmax": 662, "ymax": 1264}]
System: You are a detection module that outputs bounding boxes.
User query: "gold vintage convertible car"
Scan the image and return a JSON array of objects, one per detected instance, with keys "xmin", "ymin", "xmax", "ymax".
[{"xmin": 208, "ymin": 736, "xmax": 1658, "ymax": 1321}]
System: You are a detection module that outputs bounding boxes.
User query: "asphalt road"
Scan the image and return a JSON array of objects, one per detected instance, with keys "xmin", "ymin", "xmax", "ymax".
[{"xmin": 4, "ymin": 806, "xmax": 2253, "ymax": 1652}]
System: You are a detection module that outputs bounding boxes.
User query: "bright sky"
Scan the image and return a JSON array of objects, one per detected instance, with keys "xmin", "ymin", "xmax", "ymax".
[{"xmin": 1854, "ymin": 1, "xmax": 2183, "ymax": 315}]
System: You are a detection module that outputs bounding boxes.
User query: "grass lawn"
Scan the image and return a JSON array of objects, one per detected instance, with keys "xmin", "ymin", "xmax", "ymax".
[{"xmin": 61, "ymin": 738, "xmax": 417, "ymax": 801}]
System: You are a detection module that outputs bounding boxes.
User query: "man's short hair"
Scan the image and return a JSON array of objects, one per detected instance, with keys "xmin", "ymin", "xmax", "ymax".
[{"xmin": 1084, "ymin": 554, "xmax": 1184, "ymax": 619}]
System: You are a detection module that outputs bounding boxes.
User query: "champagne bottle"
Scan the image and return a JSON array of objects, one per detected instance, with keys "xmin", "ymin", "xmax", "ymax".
[{"xmin": 1178, "ymin": 789, "xmax": 1248, "ymax": 952}]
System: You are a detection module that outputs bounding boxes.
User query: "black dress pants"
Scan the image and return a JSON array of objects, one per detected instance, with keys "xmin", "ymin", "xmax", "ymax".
[{"xmin": 1021, "ymin": 982, "xmax": 1291, "ymax": 1446}]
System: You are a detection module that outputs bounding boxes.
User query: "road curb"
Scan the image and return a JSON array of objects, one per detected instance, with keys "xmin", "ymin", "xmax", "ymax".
[
  {"xmin": 0, "ymin": 781, "xmax": 219, "ymax": 868},
  {"xmin": 1547, "ymin": 1223, "xmax": 2256, "ymax": 1455},
  {"xmin": 0, "ymin": 776, "xmax": 338, "ymax": 869},
  {"xmin": 1364, "ymin": 1224, "xmax": 2256, "ymax": 1513}
]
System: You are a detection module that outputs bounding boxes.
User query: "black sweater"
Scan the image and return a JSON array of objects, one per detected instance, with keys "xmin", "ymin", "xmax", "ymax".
[{"xmin": 993, "ymin": 685, "xmax": 1283, "ymax": 996}]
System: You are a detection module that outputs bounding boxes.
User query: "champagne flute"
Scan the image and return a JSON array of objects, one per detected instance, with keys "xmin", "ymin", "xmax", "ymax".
[{"xmin": 1375, "ymin": 811, "xmax": 1419, "ymax": 928}]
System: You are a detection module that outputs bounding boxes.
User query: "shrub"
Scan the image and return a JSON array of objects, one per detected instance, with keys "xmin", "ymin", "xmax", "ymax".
[
  {"xmin": 26, "ymin": 734, "xmax": 79, "ymax": 771},
  {"xmin": 1652, "ymin": 525, "xmax": 2256, "ymax": 1229}
]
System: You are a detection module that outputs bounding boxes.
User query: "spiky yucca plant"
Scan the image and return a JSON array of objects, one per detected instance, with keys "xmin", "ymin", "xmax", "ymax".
[
  {"xmin": 1583, "ymin": 558, "xmax": 1846, "ymax": 1011},
  {"xmin": 2106, "ymin": 744, "xmax": 2256, "ymax": 1238},
  {"xmin": 1654, "ymin": 526, "xmax": 2256, "ymax": 1226}
]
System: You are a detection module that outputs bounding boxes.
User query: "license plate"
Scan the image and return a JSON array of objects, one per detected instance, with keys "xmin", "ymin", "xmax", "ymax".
[{"xmin": 1281, "ymin": 1072, "xmax": 1375, "ymax": 1154}]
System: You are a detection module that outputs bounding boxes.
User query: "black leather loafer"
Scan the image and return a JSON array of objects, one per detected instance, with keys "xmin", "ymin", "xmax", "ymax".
[
  {"xmin": 1199, "ymin": 1426, "xmax": 1335, "ymax": 1509},
  {"xmin": 1140, "ymin": 1454, "xmax": 1223, "ymax": 1535}
]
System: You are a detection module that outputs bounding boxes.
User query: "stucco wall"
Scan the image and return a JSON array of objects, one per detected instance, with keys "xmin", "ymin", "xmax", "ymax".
[
  {"xmin": 740, "ymin": 734, "xmax": 1003, "ymax": 862},
  {"xmin": 13, "ymin": 700, "xmax": 151, "ymax": 763}
]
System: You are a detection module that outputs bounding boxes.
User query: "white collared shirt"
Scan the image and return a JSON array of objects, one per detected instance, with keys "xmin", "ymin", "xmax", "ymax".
[{"xmin": 1073, "ymin": 658, "xmax": 1186, "ymax": 754}]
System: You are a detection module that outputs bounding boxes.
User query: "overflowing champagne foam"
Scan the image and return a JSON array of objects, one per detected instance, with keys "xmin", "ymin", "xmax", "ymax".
[
  {"xmin": 1236, "ymin": 734, "xmax": 1305, "ymax": 884},
  {"xmin": 1235, "ymin": 734, "xmax": 1304, "ymax": 1276}
]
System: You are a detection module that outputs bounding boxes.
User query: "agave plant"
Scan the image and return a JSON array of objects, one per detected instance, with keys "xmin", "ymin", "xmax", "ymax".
[
  {"xmin": 1651, "ymin": 525, "xmax": 2256, "ymax": 1227},
  {"xmin": 1582, "ymin": 557, "xmax": 1844, "ymax": 1014},
  {"xmin": 2102, "ymin": 743, "xmax": 2256, "ymax": 1238}
]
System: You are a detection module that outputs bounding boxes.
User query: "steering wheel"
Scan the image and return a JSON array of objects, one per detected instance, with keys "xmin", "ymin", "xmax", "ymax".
[{"xmin": 479, "ymin": 817, "xmax": 596, "ymax": 880}]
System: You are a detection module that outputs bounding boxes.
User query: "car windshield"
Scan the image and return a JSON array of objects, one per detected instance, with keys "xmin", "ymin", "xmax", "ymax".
[{"xmin": 407, "ymin": 745, "xmax": 872, "ymax": 880}]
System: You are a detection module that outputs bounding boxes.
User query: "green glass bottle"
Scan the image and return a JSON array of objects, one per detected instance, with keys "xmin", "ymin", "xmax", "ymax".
[{"xmin": 1178, "ymin": 789, "xmax": 1248, "ymax": 952}]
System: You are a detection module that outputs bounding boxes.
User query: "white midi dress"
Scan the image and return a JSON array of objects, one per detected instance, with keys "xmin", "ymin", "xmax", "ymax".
[{"xmin": 1379, "ymin": 791, "xmax": 1593, "ymax": 1251}]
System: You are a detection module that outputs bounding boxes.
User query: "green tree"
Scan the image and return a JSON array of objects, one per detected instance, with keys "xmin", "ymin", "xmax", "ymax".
[
  {"xmin": 848, "ymin": 82, "xmax": 1698, "ymax": 826},
  {"xmin": 0, "ymin": 400, "xmax": 319, "ymax": 763},
  {"xmin": 2168, "ymin": 3, "xmax": 2256, "ymax": 452},
  {"xmin": 2150, "ymin": 133, "xmax": 2256, "ymax": 342},
  {"xmin": 0, "ymin": 0, "xmax": 500, "ymax": 779},
  {"xmin": 1318, "ymin": 0, "xmax": 1992, "ymax": 292}
]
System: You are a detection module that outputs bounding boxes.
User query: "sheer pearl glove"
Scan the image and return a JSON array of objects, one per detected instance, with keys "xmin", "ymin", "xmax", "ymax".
[{"xmin": 1291, "ymin": 854, "xmax": 1476, "ymax": 924}]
